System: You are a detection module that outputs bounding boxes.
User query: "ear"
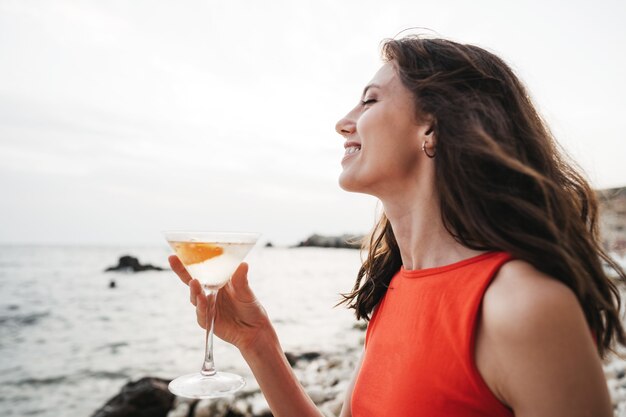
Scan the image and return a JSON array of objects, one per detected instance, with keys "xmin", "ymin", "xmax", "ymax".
[{"xmin": 418, "ymin": 119, "xmax": 437, "ymax": 150}]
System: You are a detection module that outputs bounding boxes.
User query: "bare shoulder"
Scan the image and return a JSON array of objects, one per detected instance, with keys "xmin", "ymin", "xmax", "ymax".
[
  {"xmin": 483, "ymin": 259, "xmax": 584, "ymax": 334},
  {"xmin": 476, "ymin": 259, "xmax": 612, "ymax": 416}
]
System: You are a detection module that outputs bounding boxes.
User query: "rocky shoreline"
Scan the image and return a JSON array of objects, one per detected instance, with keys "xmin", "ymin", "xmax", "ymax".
[
  {"xmin": 92, "ymin": 347, "xmax": 626, "ymax": 417},
  {"xmin": 92, "ymin": 348, "xmax": 362, "ymax": 417},
  {"xmin": 605, "ymin": 353, "xmax": 626, "ymax": 417}
]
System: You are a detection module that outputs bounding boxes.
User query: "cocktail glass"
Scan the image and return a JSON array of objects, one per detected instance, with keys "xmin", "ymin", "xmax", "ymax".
[{"xmin": 163, "ymin": 231, "xmax": 260, "ymax": 398}]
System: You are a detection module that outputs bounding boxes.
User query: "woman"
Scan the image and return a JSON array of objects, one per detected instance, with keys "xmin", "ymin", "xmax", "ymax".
[{"xmin": 170, "ymin": 36, "xmax": 625, "ymax": 416}]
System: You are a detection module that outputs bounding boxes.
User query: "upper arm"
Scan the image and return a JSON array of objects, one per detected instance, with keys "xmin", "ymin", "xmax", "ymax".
[
  {"xmin": 479, "ymin": 260, "xmax": 612, "ymax": 417},
  {"xmin": 339, "ymin": 347, "xmax": 365, "ymax": 417}
]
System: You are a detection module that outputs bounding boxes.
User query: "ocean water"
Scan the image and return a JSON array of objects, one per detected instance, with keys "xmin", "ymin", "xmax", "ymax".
[{"xmin": 0, "ymin": 245, "xmax": 364, "ymax": 417}]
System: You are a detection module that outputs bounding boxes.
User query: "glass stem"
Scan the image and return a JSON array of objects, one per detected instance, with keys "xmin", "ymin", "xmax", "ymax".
[{"xmin": 200, "ymin": 288, "xmax": 217, "ymax": 376}]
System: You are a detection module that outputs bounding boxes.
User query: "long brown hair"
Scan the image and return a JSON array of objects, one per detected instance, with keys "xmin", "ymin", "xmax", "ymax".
[{"xmin": 340, "ymin": 36, "xmax": 626, "ymax": 358}]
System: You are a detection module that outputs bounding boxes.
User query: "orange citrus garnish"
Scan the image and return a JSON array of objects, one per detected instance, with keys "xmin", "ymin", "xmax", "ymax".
[{"xmin": 173, "ymin": 242, "xmax": 224, "ymax": 265}]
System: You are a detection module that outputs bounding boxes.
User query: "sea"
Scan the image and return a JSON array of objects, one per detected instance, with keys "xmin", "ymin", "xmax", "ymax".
[{"xmin": 0, "ymin": 245, "xmax": 365, "ymax": 417}]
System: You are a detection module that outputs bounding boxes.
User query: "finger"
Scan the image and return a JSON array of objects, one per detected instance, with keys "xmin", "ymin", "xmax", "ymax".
[
  {"xmin": 229, "ymin": 262, "xmax": 256, "ymax": 303},
  {"xmin": 189, "ymin": 279, "xmax": 202, "ymax": 306},
  {"xmin": 168, "ymin": 255, "xmax": 193, "ymax": 285},
  {"xmin": 196, "ymin": 294, "xmax": 207, "ymax": 329}
]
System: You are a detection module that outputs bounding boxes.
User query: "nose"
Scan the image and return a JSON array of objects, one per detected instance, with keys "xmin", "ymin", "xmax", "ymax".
[{"xmin": 335, "ymin": 112, "xmax": 356, "ymax": 137}]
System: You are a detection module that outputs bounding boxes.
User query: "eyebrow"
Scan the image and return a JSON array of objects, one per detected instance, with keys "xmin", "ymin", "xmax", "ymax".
[{"xmin": 362, "ymin": 83, "xmax": 381, "ymax": 97}]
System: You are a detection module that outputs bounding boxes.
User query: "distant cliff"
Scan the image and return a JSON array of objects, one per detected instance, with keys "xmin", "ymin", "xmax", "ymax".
[{"xmin": 598, "ymin": 186, "xmax": 626, "ymax": 258}]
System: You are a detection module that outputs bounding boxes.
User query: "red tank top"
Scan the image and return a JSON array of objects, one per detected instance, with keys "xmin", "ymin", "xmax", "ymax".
[{"xmin": 351, "ymin": 251, "xmax": 514, "ymax": 417}]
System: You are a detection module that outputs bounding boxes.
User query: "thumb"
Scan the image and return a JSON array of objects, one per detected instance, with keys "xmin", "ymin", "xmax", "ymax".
[{"xmin": 229, "ymin": 262, "xmax": 255, "ymax": 303}]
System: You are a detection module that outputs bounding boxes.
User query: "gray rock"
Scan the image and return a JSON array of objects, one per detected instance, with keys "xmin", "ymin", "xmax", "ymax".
[
  {"xmin": 166, "ymin": 401, "xmax": 190, "ymax": 417},
  {"xmin": 249, "ymin": 393, "xmax": 271, "ymax": 416},
  {"xmin": 307, "ymin": 386, "xmax": 327, "ymax": 405},
  {"xmin": 296, "ymin": 234, "xmax": 363, "ymax": 249},
  {"xmin": 92, "ymin": 377, "xmax": 174, "ymax": 417},
  {"xmin": 193, "ymin": 399, "xmax": 229, "ymax": 417},
  {"xmin": 105, "ymin": 255, "xmax": 165, "ymax": 273},
  {"xmin": 319, "ymin": 396, "xmax": 344, "ymax": 417},
  {"xmin": 285, "ymin": 351, "xmax": 322, "ymax": 367},
  {"xmin": 230, "ymin": 398, "xmax": 251, "ymax": 415}
]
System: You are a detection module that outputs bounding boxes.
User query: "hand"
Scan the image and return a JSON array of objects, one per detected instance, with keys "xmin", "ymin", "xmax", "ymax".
[{"xmin": 169, "ymin": 255, "xmax": 275, "ymax": 353}]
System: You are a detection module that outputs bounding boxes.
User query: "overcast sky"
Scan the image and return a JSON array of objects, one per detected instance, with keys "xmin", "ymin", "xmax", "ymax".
[{"xmin": 0, "ymin": 0, "xmax": 624, "ymax": 246}]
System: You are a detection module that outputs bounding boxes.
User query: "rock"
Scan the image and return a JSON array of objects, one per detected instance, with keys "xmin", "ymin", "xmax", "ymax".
[
  {"xmin": 307, "ymin": 386, "xmax": 327, "ymax": 405},
  {"xmin": 105, "ymin": 255, "xmax": 165, "ymax": 273},
  {"xmin": 299, "ymin": 352, "xmax": 322, "ymax": 362},
  {"xmin": 319, "ymin": 396, "xmax": 344, "ymax": 417},
  {"xmin": 248, "ymin": 393, "xmax": 271, "ymax": 416},
  {"xmin": 92, "ymin": 377, "xmax": 174, "ymax": 417},
  {"xmin": 295, "ymin": 234, "xmax": 363, "ymax": 249},
  {"xmin": 230, "ymin": 398, "xmax": 251, "ymax": 415},
  {"xmin": 193, "ymin": 397, "xmax": 257, "ymax": 417},
  {"xmin": 193, "ymin": 399, "xmax": 229, "ymax": 417},
  {"xmin": 265, "ymin": 242, "xmax": 274, "ymax": 247},
  {"xmin": 166, "ymin": 401, "xmax": 191, "ymax": 417},
  {"xmin": 604, "ymin": 359, "xmax": 626, "ymax": 381},
  {"xmin": 352, "ymin": 321, "xmax": 367, "ymax": 331},
  {"xmin": 284, "ymin": 351, "xmax": 322, "ymax": 367},
  {"xmin": 285, "ymin": 351, "xmax": 298, "ymax": 367}
]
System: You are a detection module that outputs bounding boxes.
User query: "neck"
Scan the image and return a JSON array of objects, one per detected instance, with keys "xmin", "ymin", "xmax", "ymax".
[{"xmin": 380, "ymin": 183, "xmax": 484, "ymax": 271}]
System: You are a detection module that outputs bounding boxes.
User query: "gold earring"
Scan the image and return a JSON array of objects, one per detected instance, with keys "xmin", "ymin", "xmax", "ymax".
[{"xmin": 421, "ymin": 141, "xmax": 436, "ymax": 158}]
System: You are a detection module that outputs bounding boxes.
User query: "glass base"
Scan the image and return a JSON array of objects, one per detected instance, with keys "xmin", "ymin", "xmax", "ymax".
[{"xmin": 168, "ymin": 371, "xmax": 246, "ymax": 399}]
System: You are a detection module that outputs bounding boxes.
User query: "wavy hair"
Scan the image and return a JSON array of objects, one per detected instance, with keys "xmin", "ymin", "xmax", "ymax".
[{"xmin": 340, "ymin": 36, "xmax": 625, "ymax": 358}]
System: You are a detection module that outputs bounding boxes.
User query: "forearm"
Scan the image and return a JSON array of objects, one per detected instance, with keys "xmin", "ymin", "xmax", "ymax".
[{"xmin": 240, "ymin": 328, "xmax": 324, "ymax": 417}]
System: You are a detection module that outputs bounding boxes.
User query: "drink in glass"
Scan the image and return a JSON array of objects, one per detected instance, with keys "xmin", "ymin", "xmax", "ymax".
[{"xmin": 163, "ymin": 231, "xmax": 260, "ymax": 398}]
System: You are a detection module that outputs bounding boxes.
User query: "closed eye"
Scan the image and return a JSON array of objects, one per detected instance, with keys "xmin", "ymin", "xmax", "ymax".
[{"xmin": 361, "ymin": 98, "xmax": 377, "ymax": 106}]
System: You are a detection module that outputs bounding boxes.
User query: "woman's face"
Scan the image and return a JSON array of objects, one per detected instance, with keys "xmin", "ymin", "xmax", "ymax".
[{"xmin": 335, "ymin": 63, "xmax": 431, "ymax": 197}]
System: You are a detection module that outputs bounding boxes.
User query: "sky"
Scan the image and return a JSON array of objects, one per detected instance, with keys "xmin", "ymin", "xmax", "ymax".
[{"xmin": 0, "ymin": 0, "xmax": 624, "ymax": 246}]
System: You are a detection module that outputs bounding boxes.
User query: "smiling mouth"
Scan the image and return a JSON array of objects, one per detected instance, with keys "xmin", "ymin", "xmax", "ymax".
[{"xmin": 344, "ymin": 146, "xmax": 361, "ymax": 156}]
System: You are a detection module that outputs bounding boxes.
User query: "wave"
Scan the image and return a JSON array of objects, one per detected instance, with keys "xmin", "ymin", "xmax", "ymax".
[
  {"xmin": 81, "ymin": 370, "xmax": 130, "ymax": 380},
  {"xmin": 95, "ymin": 342, "xmax": 129, "ymax": 354},
  {"xmin": 14, "ymin": 369, "xmax": 130, "ymax": 387},
  {"xmin": 0, "ymin": 311, "xmax": 50, "ymax": 327},
  {"xmin": 15, "ymin": 375, "xmax": 67, "ymax": 386}
]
